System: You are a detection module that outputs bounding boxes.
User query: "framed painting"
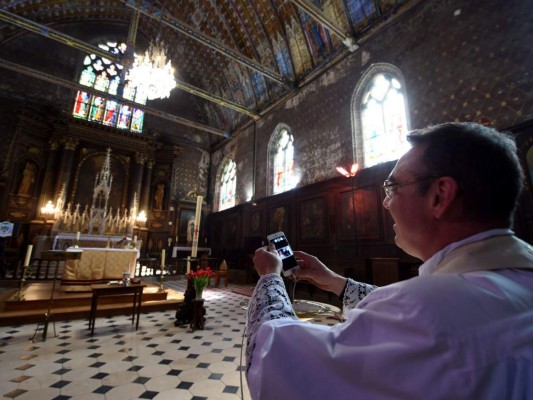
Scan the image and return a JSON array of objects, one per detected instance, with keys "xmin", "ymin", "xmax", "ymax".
[
  {"xmin": 340, "ymin": 186, "xmax": 381, "ymax": 240},
  {"xmin": 225, "ymin": 213, "xmax": 239, "ymax": 248},
  {"xmin": 249, "ymin": 209, "xmax": 263, "ymax": 236},
  {"xmin": 269, "ymin": 205, "xmax": 290, "ymax": 237},
  {"xmin": 178, "ymin": 208, "xmax": 196, "ymax": 245},
  {"xmin": 298, "ymin": 196, "xmax": 328, "ymax": 242}
]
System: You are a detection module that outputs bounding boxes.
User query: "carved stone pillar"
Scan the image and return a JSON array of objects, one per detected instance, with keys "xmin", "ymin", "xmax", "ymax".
[
  {"xmin": 140, "ymin": 160, "xmax": 153, "ymax": 212},
  {"xmin": 54, "ymin": 137, "xmax": 79, "ymax": 202},
  {"xmin": 38, "ymin": 139, "xmax": 60, "ymax": 215},
  {"xmin": 129, "ymin": 152, "xmax": 145, "ymax": 208}
]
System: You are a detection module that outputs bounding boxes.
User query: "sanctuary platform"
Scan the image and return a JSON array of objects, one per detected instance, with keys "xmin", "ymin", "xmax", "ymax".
[{"xmin": 0, "ymin": 279, "xmax": 184, "ymax": 326}]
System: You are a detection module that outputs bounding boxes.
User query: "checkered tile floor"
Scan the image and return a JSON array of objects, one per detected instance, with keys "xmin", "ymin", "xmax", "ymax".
[{"xmin": 0, "ymin": 278, "xmax": 252, "ymax": 400}]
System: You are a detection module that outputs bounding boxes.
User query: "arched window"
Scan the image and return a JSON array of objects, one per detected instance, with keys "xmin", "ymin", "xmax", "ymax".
[
  {"xmin": 352, "ymin": 64, "xmax": 410, "ymax": 168},
  {"xmin": 219, "ymin": 158, "xmax": 236, "ymax": 211},
  {"xmin": 269, "ymin": 124, "xmax": 296, "ymax": 195},
  {"xmin": 72, "ymin": 42, "xmax": 146, "ymax": 133}
]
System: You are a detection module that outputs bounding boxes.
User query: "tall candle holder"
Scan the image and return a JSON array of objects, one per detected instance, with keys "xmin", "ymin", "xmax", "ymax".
[
  {"xmin": 14, "ymin": 245, "xmax": 33, "ymax": 301},
  {"xmin": 158, "ymin": 248, "xmax": 166, "ymax": 293},
  {"xmin": 158, "ymin": 263, "xmax": 167, "ymax": 293},
  {"xmin": 73, "ymin": 232, "xmax": 80, "ymax": 248},
  {"xmin": 14, "ymin": 263, "xmax": 29, "ymax": 301}
]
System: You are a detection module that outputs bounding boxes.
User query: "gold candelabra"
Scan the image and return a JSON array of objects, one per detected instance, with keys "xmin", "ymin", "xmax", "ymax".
[
  {"xmin": 14, "ymin": 262, "xmax": 29, "ymax": 301},
  {"xmin": 14, "ymin": 245, "xmax": 33, "ymax": 301},
  {"xmin": 158, "ymin": 263, "xmax": 166, "ymax": 293}
]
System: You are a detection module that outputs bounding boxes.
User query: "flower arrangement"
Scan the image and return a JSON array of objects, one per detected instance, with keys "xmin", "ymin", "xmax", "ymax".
[{"xmin": 187, "ymin": 266, "xmax": 215, "ymax": 299}]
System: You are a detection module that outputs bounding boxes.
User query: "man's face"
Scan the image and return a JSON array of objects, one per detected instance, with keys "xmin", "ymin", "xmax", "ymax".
[{"xmin": 382, "ymin": 146, "xmax": 435, "ymax": 260}]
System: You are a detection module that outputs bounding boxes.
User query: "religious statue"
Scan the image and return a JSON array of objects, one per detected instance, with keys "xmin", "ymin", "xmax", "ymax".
[
  {"xmin": 154, "ymin": 183, "xmax": 165, "ymax": 210},
  {"xmin": 17, "ymin": 162, "xmax": 36, "ymax": 196},
  {"xmin": 187, "ymin": 215, "xmax": 195, "ymax": 245}
]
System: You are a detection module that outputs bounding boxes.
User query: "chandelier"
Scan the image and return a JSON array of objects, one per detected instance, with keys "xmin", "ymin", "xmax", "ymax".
[{"xmin": 127, "ymin": 39, "xmax": 176, "ymax": 100}]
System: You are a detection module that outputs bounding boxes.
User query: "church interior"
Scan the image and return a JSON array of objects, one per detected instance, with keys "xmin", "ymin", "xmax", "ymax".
[{"xmin": 0, "ymin": 0, "xmax": 532, "ymax": 399}]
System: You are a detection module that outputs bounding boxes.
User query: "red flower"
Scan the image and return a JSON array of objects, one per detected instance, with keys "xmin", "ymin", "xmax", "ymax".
[{"xmin": 187, "ymin": 266, "xmax": 215, "ymax": 292}]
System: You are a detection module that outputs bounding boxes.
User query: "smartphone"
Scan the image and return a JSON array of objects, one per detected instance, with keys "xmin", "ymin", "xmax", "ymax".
[{"xmin": 267, "ymin": 231, "xmax": 299, "ymax": 276}]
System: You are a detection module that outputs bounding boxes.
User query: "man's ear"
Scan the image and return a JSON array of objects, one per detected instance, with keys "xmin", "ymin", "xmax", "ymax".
[{"xmin": 431, "ymin": 176, "xmax": 460, "ymax": 219}]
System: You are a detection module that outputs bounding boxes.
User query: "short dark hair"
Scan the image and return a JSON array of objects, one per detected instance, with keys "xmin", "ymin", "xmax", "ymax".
[{"xmin": 407, "ymin": 122, "xmax": 524, "ymax": 225}]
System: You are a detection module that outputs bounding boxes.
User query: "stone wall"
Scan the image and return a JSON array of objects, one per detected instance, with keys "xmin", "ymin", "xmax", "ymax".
[{"xmin": 209, "ymin": 0, "xmax": 533, "ymax": 208}]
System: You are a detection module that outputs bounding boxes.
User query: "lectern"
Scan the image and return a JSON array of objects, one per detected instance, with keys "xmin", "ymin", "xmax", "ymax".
[{"xmin": 31, "ymin": 249, "xmax": 82, "ymax": 342}]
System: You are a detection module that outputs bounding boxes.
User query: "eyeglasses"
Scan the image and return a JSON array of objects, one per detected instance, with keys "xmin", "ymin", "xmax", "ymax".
[{"xmin": 383, "ymin": 176, "xmax": 439, "ymax": 198}]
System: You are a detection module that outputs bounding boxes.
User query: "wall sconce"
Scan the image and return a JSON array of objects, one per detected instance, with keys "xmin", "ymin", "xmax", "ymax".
[
  {"xmin": 136, "ymin": 210, "xmax": 147, "ymax": 226},
  {"xmin": 336, "ymin": 163, "xmax": 359, "ymax": 177},
  {"xmin": 40, "ymin": 200, "xmax": 56, "ymax": 219}
]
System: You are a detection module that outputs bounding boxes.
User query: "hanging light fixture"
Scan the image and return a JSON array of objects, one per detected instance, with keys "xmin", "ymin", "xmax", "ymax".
[{"xmin": 126, "ymin": 38, "xmax": 176, "ymax": 100}]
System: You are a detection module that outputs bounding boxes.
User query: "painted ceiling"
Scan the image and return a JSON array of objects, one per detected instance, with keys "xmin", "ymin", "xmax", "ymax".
[{"xmin": 0, "ymin": 0, "xmax": 414, "ymax": 150}]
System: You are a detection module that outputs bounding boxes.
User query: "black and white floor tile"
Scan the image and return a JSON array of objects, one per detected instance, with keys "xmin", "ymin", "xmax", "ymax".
[{"xmin": 0, "ymin": 279, "xmax": 251, "ymax": 400}]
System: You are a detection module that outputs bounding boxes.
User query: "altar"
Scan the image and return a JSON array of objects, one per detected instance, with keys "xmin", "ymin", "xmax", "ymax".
[
  {"xmin": 53, "ymin": 234, "xmax": 133, "ymax": 250},
  {"xmin": 61, "ymin": 247, "xmax": 138, "ymax": 287}
]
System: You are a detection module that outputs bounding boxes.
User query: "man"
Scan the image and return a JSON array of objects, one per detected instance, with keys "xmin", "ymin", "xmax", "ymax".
[{"xmin": 246, "ymin": 123, "xmax": 533, "ymax": 399}]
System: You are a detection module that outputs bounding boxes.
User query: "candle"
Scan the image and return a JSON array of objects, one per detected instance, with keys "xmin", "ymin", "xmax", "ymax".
[
  {"xmin": 24, "ymin": 245, "xmax": 33, "ymax": 267},
  {"xmin": 133, "ymin": 235, "xmax": 137, "ymax": 244},
  {"xmin": 161, "ymin": 249, "xmax": 165, "ymax": 268},
  {"xmin": 191, "ymin": 195, "xmax": 203, "ymax": 258},
  {"xmin": 76, "ymin": 231, "xmax": 80, "ymax": 242}
]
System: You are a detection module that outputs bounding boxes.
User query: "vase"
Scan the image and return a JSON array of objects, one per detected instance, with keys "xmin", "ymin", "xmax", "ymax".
[{"xmin": 195, "ymin": 287, "xmax": 204, "ymax": 300}]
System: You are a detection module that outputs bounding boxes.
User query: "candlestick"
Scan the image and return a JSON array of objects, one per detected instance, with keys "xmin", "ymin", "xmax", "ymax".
[
  {"xmin": 24, "ymin": 245, "xmax": 33, "ymax": 267},
  {"xmin": 191, "ymin": 195, "xmax": 203, "ymax": 258},
  {"xmin": 16, "ymin": 245, "xmax": 33, "ymax": 301}
]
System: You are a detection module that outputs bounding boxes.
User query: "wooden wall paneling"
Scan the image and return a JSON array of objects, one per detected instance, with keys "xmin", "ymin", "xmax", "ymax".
[
  {"xmin": 297, "ymin": 194, "xmax": 329, "ymax": 245},
  {"xmin": 267, "ymin": 200, "xmax": 292, "ymax": 240}
]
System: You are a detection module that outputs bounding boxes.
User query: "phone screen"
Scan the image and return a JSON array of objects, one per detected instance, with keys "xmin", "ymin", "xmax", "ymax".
[{"xmin": 270, "ymin": 234, "xmax": 299, "ymax": 272}]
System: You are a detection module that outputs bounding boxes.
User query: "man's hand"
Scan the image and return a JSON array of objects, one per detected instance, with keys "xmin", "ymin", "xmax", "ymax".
[
  {"xmin": 293, "ymin": 251, "xmax": 347, "ymax": 297},
  {"xmin": 253, "ymin": 244, "xmax": 282, "ymax": 276}
]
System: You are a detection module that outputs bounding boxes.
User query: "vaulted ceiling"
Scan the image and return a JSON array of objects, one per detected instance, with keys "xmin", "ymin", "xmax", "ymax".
[{"xmin": 0, "ymin": 0, "xmax": 414, "ymax": 150}]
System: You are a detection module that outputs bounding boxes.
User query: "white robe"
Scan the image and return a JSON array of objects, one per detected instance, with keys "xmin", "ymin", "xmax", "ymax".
[{"xmin": 246, "ymin": 233, "xmax": 533, "ymax": 399}]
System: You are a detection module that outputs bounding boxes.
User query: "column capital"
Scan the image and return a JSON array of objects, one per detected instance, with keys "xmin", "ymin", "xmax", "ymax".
[
  {"xmin": 49, "ymin": 139, "xmax": 60, "ymax": 151},
  {"xmin": 135, "ymin": 152, "xmax": 146, "ymax": 165},
  {"xmin": 62, "ymin": 137, "xmax": 79, "ymax": 151}
]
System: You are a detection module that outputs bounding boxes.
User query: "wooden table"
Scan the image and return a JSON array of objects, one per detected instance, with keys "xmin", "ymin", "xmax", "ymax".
[{"xmin": 88, "ymin": 283, "xmax": 145, "ymax": 336}]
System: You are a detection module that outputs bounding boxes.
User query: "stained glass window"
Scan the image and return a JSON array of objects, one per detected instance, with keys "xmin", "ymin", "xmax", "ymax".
[
  {"xmin": 361, "ymin": 73, "xmax": 409, "ymax": 167},
  {"xmin": 272, "ymin": 128, "xmax": 296, "ymax": 195},
  {"xmin": 219, "ymin": 159, "xmax": 236, "ymax": 211},
  {"xmin": 72, "ymin": 42, "xmax": 146, "ymax": 133}
]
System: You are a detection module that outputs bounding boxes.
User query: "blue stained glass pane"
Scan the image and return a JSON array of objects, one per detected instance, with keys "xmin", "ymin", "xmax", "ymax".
[
  {"xmin": 130, "ymin": 109, "xmax": 144, "ymax": 133},
  {"xmin": 88, "ymin": 96, "xmax": 105, "ymax": 122},
  {"xmin": 117, "ymin": 104, "xmax": 132, "ymax": 129},
  {"xmin": 80, "ymin": 67, "xmax": 96, "ymax": 87}
]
